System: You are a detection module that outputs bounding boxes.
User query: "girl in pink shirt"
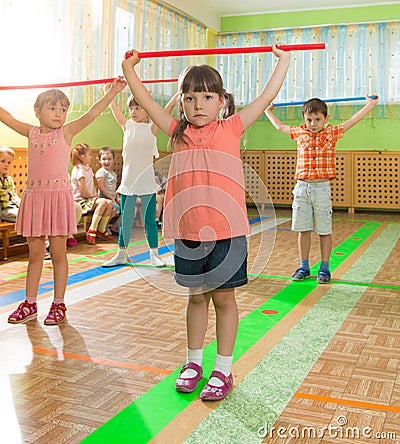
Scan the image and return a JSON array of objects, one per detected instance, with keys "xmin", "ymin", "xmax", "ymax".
[{"xmin": 122, "ymin": 45, "xmax": 290, "ymax": 401}]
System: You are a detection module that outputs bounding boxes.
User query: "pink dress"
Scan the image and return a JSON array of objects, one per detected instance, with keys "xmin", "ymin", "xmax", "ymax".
[{"xmin": 16, "ymin": 126, "xmax": 77, "ymax": 237}]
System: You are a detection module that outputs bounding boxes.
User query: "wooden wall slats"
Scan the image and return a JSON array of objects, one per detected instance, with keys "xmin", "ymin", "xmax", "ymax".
[{"xmin": 8, "ymin": 148, "xmax": 400, "ymax": 212}]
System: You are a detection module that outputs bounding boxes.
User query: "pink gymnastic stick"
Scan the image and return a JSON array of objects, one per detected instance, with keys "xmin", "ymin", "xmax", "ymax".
[{"xmin": 125, "ymin": 43, "xmax": 326, "ymax": 59}]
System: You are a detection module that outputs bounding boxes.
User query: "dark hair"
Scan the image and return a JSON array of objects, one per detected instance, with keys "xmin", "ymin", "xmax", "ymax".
[
  {"xmin": 127, "ymin": 95, "xmax": 139, "ymax": 108},
  {"xmin": 34, "ymin": 89, "xmax": 70, "ymax": 111},
  {"xmin": 302, "ymin": 98, "xmax": 328, "ymax": 117},
  {"xmin": 223, "ymin": 91, "xmax": 235, "ymax": 117},
  {"xmin": 99, "ymin": 146, "xmax": 115, "ymax": 159},
  {"xmin": 71, "ymin": 143, "xmax": 90, "ymax": 166},
  {"xmin": 170, "ymin": 65, "xmax": 235, "ymax": 149}
]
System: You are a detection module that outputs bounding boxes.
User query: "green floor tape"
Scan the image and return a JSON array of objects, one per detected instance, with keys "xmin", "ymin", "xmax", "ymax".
[
  {"xmin": 81, "ymin": 222, "xmax": 381, "ymax": 444},
  {"xmin": 185, "ymin": 222, "xmax": 400, "ymax": 444},
  {"xmin": 251, "ymin": 273, "xmax": 400, "ymax": 291}
]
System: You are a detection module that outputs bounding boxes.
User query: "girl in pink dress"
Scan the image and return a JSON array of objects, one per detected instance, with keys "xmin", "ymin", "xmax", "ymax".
[{"xmin": 0, "ymin": 77, "xmax": 126, "ymax": 325}]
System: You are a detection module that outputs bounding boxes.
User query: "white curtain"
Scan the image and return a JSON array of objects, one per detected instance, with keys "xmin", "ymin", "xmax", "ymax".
[
  {"xmin": 0, "ymin": 0, "xmax": 208, "ymax": 110},
  {"xmin": 216, "ymin": 22, "xmax": 400, "ymax": 119}
]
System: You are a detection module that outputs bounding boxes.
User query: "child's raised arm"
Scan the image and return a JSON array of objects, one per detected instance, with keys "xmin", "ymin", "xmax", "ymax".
[
  {"xmin": 265, "ymin": 103, "xmax": 291, "ymax": 135},
  {"xmin": 122, "ymin": 50, "xmax": 174, "ymax": 135},
  {"xmin": 239, "ymin": 43, "xmax": 290, "ymax": 131},
  {"xmin": 64, "ymin": 77, "xmax": 127, "ymax": 144},
  {"xmin": 342, "ymin": 95, "xmax": 378, "ymax": 132},
  {"xmin": 104, "ymin": 83, "xmax": 128, "ymax": 130},
  {"xmin": 151, "ymin": 92, "xmax": 180, "ymax": 136},
  {"xmin": 0, "ymin": 106, "xmax": 32, "ymax": 138}
]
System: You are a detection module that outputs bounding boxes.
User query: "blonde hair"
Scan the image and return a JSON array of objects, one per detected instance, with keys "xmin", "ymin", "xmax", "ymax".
[
  {"xmin": 0, "ymin": 146, "xmax": 15, "ymax": 159},
  {"xmin": 34, "ymin": 89, "xmax": 70, "ymax": 111},
  {"xmin": 71, "ymin": 143, "xmax": 90, "ymax": 166}
]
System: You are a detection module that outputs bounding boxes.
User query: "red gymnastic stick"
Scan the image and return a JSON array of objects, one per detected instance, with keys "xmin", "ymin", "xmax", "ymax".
[
  {"xmin": 0, "ymin": 77, "xmax": 178, "ymax": 90},
  {"xmin": 125, "ymin": 43, "xmax": 326, "ymax": 59}
]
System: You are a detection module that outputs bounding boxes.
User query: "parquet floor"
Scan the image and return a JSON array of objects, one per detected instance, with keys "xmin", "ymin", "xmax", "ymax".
[{"xmin": 0, "ymin": 208, "xmax": 399, "ymax": 444}]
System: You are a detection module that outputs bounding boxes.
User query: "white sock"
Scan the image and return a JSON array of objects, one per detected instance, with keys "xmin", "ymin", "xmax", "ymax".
[
  {"xmin": 150, "ymin": 248, "xmax": 159, "ymax": 256},
  {"xmin": 180, "ymin": 348, "xmax": 203, "ymax": 378},
  {"xmin": 116, "ymin": 248, "xmax": 128, "ymax": 259},
  {"xmin": 209, "ymin": 354, "xmax": 232, "ymax": 387}
]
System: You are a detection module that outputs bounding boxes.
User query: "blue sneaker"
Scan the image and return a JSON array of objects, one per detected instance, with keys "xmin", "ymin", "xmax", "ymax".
[
  {"xmin": 292, "ymin": 268, "xmax": 310, "ymax": 281},
  {"xmin": 317, "ymin": 270, "xmax": 331, "ymax": 284}
]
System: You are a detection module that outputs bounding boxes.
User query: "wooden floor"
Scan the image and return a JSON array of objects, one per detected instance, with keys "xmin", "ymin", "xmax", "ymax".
[{"xmin": 0, "ymin": 208, "xmax": 399, "ymax": 444}]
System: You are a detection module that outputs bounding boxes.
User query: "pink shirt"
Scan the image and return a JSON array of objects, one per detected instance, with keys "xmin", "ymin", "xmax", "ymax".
[
  {"xmin": 163, "ymin": 114, "xmax": 250, "ymax": 241},
  {"xmin": 70, "ymin": 165, "xmax": 95, "ymax": 200}
]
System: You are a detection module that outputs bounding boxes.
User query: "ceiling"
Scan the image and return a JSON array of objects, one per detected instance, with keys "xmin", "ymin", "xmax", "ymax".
[
  {"xmin": 164, "ymin": 0, "xmax": 397, "ymax": 30},
  {"xmin": 187, "ymin": 0, "xmax": 395, "ymax": 16}
]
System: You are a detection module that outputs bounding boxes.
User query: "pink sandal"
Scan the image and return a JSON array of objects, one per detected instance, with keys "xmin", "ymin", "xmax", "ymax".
[
  {"xmin": 175, "ymin": 362, "xmax": 203, "ymax": 393},
  {"xmin": 44, "ymin": 302, "xmax": 67, "ymax": 325},
  {"xmin": 199, "ymin": 370, "xmax": 233, "ymax": 401},
  {"xmin": 8, "ymin": 300, "xmax": 37, "ymax": 324}
]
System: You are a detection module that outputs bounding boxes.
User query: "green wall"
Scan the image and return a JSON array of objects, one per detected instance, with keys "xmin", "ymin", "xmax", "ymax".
[
  {"xmin": 68, "ymin": 111, "xmax": 123, "ymax": 149},
  {"xmin": 221, "ymin": 4, "xmax": 400, "ymax": 32},
  {"xmin": 247, "ymin": 120, "xmax": 391, "ymax": 151},
  {"xmin": 1, "ymin": 4, "xmax": 399, "ymax": 151}
]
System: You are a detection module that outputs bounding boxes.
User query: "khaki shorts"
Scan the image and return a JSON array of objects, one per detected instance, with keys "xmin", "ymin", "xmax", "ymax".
[
  {"xmin": 291, "ymin": 180, "xmax": 332, "ymax": 235},
  {"xmin": 76, "ymin": 197, "xmax": 97, "ymax": 214}
]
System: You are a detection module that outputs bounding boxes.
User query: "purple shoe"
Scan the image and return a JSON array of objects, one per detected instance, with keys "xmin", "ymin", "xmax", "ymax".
[
  {"xmin": 175, "ymin": 362, "xmax": 203, "ymax": 393},
  {"xmin": 199, "ymin": 370, "xmax": 233, "ymax": 401}
]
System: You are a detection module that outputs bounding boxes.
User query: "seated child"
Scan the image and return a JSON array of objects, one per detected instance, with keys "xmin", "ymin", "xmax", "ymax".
[
  {"xmin": 0, "ymin": 146, "xmax": 21, "ymax": 222},
  {"xmin": 95, "ymin": 147, "xmax": 120, "ymax": 233},
  {"xmin": 70, "ymin": 143, "xmax": 114, "ymax": 245}
]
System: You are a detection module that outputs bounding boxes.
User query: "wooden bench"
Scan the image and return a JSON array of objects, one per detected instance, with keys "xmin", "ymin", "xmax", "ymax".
[
  {"xmin": 83, "ymin": 211, "xmax": 94, "ymax": 231},
  {"xmin": 0, "ymin": 222, "xmax": 17, "ymax": 260}
]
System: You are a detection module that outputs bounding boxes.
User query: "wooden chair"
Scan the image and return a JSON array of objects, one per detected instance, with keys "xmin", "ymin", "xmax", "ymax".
[{"xmin": 82, "ymin": 211, "xmax": 94, "ymax": 232}]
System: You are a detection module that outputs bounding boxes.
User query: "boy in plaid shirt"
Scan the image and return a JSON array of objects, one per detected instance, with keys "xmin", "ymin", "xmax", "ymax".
[
  {"xmin": 266, "ymin": 96, "xmax": 378, "ymax": 283},
  {"xmin": 0, "ymin": 146, "xmax": 20, "ymax": 222}
]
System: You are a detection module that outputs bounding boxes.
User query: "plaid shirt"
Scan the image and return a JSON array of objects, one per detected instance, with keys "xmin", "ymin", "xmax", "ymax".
[
  {"xmin": 0, "ymin": 175, "xmax": 19, "ymax": 210},
  {"xmin": 290, "ymin": 123, "xmax": 344, "ymax": 180}
]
